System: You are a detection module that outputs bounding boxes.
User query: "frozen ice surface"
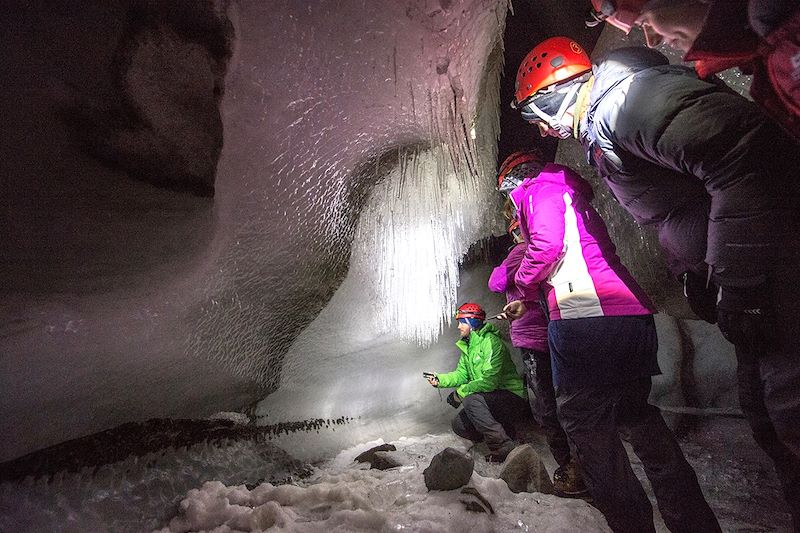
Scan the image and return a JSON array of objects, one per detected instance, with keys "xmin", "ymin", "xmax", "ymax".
[
  {"xmin": 349, "ymin": 144, "xmax": 502, "ymax": 347},
  {"xmin": 0, "ymin": 435, "xmax": 309, "ymax": 532},
  {"xmin": 159, "ymin": 433, "xmax": 611, "ymax": 533},
  {"xmin": 155, "ymin": 422, "xmax": 790, "ymax": 532},
  {"xmin": 0, "ymin": 416, "xmax": 791, "ymax": 531}
]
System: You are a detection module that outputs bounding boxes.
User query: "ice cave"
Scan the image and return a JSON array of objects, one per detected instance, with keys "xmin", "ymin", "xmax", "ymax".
[{"xmin": 0, "ymin": 0, "xmax": 795, "ymax": 531}]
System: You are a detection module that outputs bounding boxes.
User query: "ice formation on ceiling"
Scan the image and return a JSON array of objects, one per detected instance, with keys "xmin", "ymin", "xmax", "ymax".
[{"xmin": 349, "ymin": 52, "xmax": 505, "ymax": 346}]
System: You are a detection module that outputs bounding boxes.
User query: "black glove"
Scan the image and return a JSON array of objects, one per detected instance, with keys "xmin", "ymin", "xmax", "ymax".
[
  {"xmin": 683, "ymin": 271, "xmax": 718, "ymax": 324},
  {"xmin": 716, "ymin": 284, "xmax": 776, "ymax": 351},
  {"xmin": 446, "ymin": 391, "xmax": 462, "ymax": 408}
]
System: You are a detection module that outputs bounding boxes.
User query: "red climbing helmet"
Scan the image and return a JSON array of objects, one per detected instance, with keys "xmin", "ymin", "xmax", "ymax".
[
  {"xmin": 497, "ymin": 150, "xmax": 544, "ymax": 193},
  {"xmin": 586, "ymin": 0, "xmax": 647, "ymax": 34},
  {"xmin": 513, "ymin": 37, "xmax": 592, "ymax": 110},
  {"xmin": 455, "ymin": 302, "xmax": 486, "ymax": 321}
]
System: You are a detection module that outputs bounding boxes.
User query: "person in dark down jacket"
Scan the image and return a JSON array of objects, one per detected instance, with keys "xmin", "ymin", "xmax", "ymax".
[
  {"xmin": 425, "ymin": 302, "xmax": 528, "ymax": 463},
  {"xmin": 489, "ymin": 151, "xmax": 587, "ymax": 497},
  {"xmin": 501, "ymin": 159, "xmax": 719, "ymax": 533},
  {"xmin": 512, "ymin": 35, "xmax": 800, "ymax": 529}
]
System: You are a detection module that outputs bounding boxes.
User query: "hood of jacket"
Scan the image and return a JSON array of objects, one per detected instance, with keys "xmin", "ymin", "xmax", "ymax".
[
  {"xmin": 509, "ymin": 163, "xmax": 593, "ymax": 209},
  {"xmin": 590, "ymin": 47, "xmax": 670, "ymax": 110},
  {"xmin": 683, "ymin": 0, "xmax": 759, "ymax": 78}
]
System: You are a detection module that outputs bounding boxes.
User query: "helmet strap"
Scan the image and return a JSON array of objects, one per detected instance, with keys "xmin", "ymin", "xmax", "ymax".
[
  {"xmin": 526, "ymin": 82, "xmax": 582, "ymax": 139},
  {"xmin": 553, "ymin": 83, "xmax": 582, "ymax": 136}
]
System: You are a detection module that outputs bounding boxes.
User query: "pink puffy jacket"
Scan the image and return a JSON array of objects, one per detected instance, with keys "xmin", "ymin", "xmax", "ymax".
[
  {"xmin": 488, "ymin": 242, "xmax": 549, "ymax": 352},
  {"xmin": 510, "ymin": 163, "xmax": 655, "ymax": 321}
]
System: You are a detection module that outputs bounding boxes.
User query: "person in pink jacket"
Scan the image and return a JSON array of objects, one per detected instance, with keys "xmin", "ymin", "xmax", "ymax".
[
  {"xmin": 500, "ymin": 155, "xmax": 719, "ymax": 533},
  {"xmin": 490, "ymin": 155, "xmax": 586, "ymax": 497}
]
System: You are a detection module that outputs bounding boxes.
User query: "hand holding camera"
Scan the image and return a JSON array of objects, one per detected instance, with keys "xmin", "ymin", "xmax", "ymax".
[{"xmin": 422, "ymin": 371, "xmax": 439, "ymax": 387}]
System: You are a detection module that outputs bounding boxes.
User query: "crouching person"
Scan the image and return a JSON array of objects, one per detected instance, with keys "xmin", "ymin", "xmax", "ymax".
[{"xmin": 426, "ymin": 302, "xmax": 528, "ymax": 462}]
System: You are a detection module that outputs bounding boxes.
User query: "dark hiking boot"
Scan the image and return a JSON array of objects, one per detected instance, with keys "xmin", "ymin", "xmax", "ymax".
[
  {"xmin": 553, "ymin": 461, "xmax": 589, "ymax": 498},
  {"xmin": 484, "ymin": 441, "xmax": 516, "ymax": 463}
]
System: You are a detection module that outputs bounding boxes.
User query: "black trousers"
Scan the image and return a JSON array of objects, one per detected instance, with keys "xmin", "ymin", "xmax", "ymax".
[
  {"xmin": 522, "ymin": 348, "xmax": 571, "ymax": 467},
  {"xmin": 556, "ymin": 377, "xmax": 720, "ymax": 533},
  {"xmin": 719, "ymin": 262, "xmax": 800, "ymax": 529},
  {"xmin": 451, "ymin": 390, "xmax": 528, "ymax": 451},
  {"xmin": 736, "ymin": 346, "xmax": 800, "ymax": 530}
]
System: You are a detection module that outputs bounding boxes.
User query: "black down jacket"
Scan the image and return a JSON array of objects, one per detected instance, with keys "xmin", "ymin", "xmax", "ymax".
[{"xmin": 581, "ymin": 47, "xmax": 800, "ymax": 287}]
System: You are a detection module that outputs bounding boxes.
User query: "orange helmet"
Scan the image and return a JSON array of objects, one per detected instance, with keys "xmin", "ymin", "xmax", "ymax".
[
  {"xmin": 513, "ymin": 37, "xmax": 592, "ymax": 109},
  {"xmin": 455, "ymin": 302, "xmax": 486, "ymax": 321},
  {"xmin": 513, "ymin": 37, "xmax": 592, "ymax": 138},
  {"xmin": 497, "ymin": 151, "xmax": 544, "ymax": 193},
  {"xmin": 586, "ymin": 0, "xmax": 647, "ymax": 34}
]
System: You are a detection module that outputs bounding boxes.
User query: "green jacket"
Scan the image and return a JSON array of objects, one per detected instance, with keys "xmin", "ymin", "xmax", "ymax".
[{"xmin": 436, "ymin": 323, "xmax": 526, "ymax": 399}]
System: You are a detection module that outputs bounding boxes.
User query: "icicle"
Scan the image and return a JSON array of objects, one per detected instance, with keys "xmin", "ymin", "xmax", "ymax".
[{"xmin": 346, "ymin": 23, "xmax": 507, "ymax": 345}]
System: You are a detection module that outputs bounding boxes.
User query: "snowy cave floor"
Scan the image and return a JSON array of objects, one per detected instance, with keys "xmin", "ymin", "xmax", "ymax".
[
  {"xmin": 163, "ymin": 416, "xmax": 790, "ymax": 532},
  {"xmin": 0, "ymin": 415, "xmax": 792, "ymax": 531}
]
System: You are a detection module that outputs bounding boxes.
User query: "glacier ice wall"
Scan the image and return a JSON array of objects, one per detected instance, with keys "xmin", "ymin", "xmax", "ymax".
[{"xmin": 0, "ymin": 0, "xmax": 512, "ymax": 461}]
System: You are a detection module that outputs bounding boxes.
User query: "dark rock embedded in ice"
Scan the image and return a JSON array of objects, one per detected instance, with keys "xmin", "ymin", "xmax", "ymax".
[
  {"xmin": 354, "ymin": 443, "xmax": 401, "ymax": 470},
  {"xmin": 370, "ymin": 451, "xmax": 405, "ymax": 470},
  {"xmin": 499, "ymin": 444, "xmax": 554, "ymax": 494},
  {"xmin": 460, "ymin": 486, "xmax": 494, "ymax": 514},
  {"xmin": 436, "ymin": 56, "xmax": 450, "ymax": 74},
  {"xmin": 423, "ymin": 447, "xmax": 474, "ymax": 490},
  {"xmin": 461, "ymin": 500, "xmax": 489, "ymax": 513}
]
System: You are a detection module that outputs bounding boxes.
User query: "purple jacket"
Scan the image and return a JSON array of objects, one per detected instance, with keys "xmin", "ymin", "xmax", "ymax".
[
  {"xmin": 510, "ymin": 163, "xmax": 655, "ymax": 321},
  {"xmin": 488, "ymin": 243, "xmax": 549, "ymax": 352}
]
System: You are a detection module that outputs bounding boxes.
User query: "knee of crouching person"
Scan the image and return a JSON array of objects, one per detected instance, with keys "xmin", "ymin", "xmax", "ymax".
[{"xmin": 451, "ymin": 415, "xmax": 468, "ymax": 438}]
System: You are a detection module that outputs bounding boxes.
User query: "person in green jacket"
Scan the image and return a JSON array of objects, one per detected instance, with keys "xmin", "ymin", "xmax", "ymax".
[{"xmin": 425, "ymin": 302, "xmax": 528, "ymax": 462}]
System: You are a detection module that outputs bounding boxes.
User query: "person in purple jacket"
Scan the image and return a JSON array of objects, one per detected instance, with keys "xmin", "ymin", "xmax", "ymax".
[
  {"xmin": 501, "ymin": 157, "xmax": 720, "ymax": 533},
  {"xmin": 490, "ymin": 152, "xmax": 586, "ymax": 497}
]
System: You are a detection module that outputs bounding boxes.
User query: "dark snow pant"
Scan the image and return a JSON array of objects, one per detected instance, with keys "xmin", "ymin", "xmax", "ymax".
[
  {"xmin": 722, "ymin": 263, "xmax": 800, "ymax": 530},
  {"xmin": 451, "ymin": 390, "xmax": 528, "ymax": 451},
  {"xmin": 727, "ymin": 264, "xmax": 800, "ymax": 459},
  {"xmin": 736, "ymin": 345, "xmax": 800, "ymax": 530},
  {"xmin": 521, "ymin": 348, "xmax": 571, "ymax": 467},
  {"xmin": 556, "ymin": 378, "xmax": 721, "ymax": 533}
]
